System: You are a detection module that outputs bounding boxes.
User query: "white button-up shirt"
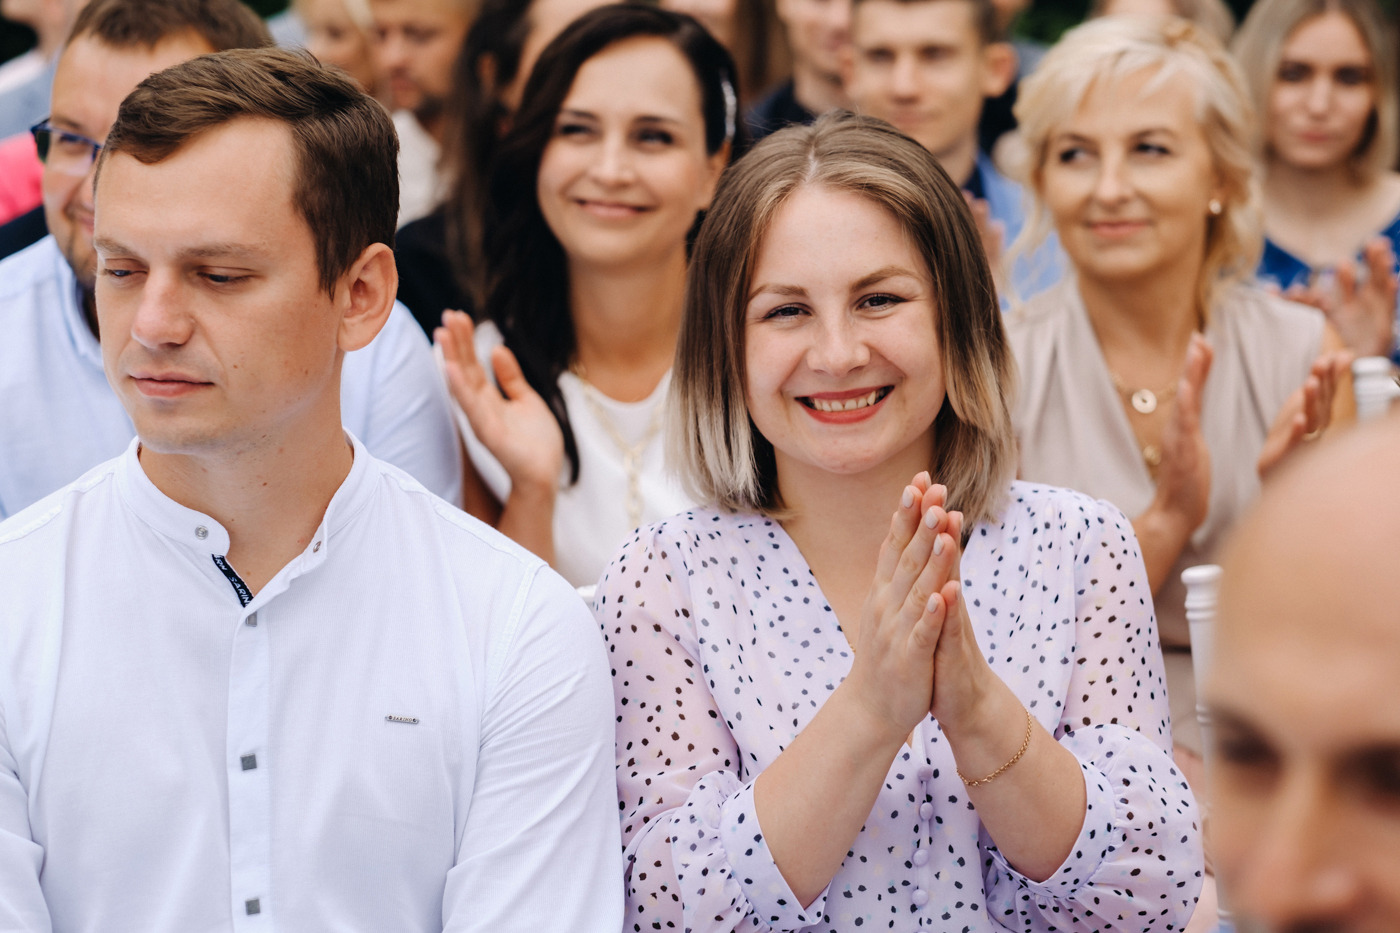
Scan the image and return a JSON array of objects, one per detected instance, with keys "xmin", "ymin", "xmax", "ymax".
[
  {"xmin": 0, "ymin": 236, "xmax": 463, "ymax": 519},
  {"xmin": 0, "ymin": 436, "xmax": 623, "ymax": 932}
]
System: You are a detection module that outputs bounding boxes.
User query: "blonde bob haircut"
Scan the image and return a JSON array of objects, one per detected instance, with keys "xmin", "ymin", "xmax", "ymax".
[
  {"xmin": 1233, "ymin": 0, "xmax": 1398, "ymax": 181},
  {"xmin": 1013, "ymin": 16, "xmax": 1261, "ymax": 319},
  {"xmin": 671, "ymin": 112, "xmax": 1017, "ymax": 529}
]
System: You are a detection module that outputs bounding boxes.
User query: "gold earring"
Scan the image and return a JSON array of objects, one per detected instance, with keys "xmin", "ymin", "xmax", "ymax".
[{"xmin": 1208, "ymin": 198, "xmax": 1223, "ymax": 216}]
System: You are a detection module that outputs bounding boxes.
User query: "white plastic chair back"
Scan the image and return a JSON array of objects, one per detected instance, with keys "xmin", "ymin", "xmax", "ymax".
[
  {"xmin": 1352, "ymin": 356, "xmax": 1400, "ymax": 421},
  {"xmin": 1182, "ymin": 564, "xmax": 1231, "ymax": 929}
]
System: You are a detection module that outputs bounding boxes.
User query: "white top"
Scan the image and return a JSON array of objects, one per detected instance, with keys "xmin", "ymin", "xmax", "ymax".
[
  {"xmin": 393, "ymin": 110, "xmax": 444, "ymax": 227},
  {"xmin": 0, "ymin": 434, "xmax": 624, "ymax": 932},
  {"xmin": 0, "ymin": 235, "xmax": 463, "ymax": 519},
  {"xmin": 451, "ymin": 321, "xmax": 693, "ymax": 588},
  {"xmin": 596, "ymin": 483, "xmax": 1203, "ymax": 932}
]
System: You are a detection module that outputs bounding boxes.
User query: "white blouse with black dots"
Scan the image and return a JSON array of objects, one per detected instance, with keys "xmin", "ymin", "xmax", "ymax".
[{"xmin": 595, "ymin": 481, "xmax": 1204, "ymax": 933}]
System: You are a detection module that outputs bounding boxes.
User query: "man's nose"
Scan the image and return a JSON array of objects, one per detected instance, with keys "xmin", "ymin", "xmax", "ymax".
[{"xmin": 129, "ymin": 273, "xmax": 195, "ymax": 350}]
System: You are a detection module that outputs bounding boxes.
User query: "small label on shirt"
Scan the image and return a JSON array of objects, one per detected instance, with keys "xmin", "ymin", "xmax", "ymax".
[
  {"xmin": 385, "ymin": 714, "xmax": 420, "ymax": 725},
  {"xmin": 212, "ymin": 555, "xmax": 253, "ymax": 608}
]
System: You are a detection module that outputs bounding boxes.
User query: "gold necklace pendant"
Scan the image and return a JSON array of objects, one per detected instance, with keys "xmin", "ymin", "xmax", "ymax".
[{"xmin": 1131, "ymin": 388, "xmax": 1158, "ymax": 414}]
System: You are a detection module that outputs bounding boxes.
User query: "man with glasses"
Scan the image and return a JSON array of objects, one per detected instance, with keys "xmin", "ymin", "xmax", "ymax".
[{"xmin": 0, "ymin": 0, "xmax": 462, "ymax": 519}]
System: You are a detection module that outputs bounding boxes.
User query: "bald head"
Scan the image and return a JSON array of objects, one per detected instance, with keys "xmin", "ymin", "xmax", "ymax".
[{"xmin": 1208, "ymin": 415, "xmax": 1400, "ymax": 933}]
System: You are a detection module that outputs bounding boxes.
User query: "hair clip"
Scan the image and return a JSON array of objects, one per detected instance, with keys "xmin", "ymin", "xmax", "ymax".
[{"xmin": 720, "ymin": 76, "xmax": 737, "ymax": 143}]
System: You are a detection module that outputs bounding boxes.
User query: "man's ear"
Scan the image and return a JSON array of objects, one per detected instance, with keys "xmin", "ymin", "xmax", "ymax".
[
  {"xmin": 336, "ymin": 242, "xmax": 397, "ymax": 353},
  {"xmin": 980, "ymin": 40, "xmax": 1017, "ymax": 99}
]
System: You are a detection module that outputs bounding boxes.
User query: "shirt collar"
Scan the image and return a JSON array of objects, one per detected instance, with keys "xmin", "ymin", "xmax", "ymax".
[{"xmin": 115, "ymin": 430, "xmax": 379, "ymax": 566}]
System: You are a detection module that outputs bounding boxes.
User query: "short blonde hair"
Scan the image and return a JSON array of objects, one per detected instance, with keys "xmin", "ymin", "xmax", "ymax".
[
  {"xmin": 1233, "ymin": 0, "xmax": 1398, "ymax": 181},
  {"xmin": 1013, "ymin": 16, "xmax": 1261, "ymax": 319},
  {"xmin": 671, "ymin": 112, "xmax": 1017, "ymax": 528}
]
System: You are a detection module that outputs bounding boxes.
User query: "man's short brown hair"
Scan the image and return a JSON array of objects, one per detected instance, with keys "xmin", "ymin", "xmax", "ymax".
[
  {"xmin": 98, "ymin": 47, "xmax": 399, "ymax": 294},
  {"xmin": 68, "ymin": 0, "xmax": 273, "ymax": 52}
]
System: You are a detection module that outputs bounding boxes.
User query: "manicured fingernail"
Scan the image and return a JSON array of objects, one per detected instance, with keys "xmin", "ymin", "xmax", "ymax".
[
  {"xmin": 924, "ymin": 508, "xmax": 939, "ymax": 528},
  {"xmin": 933, "ymin": 535, "xmax": 945, "ymax": 556},
  {"xmin": 926, "ymin": 593, "xmax": 940, "ymax": 613},
  {"xmin": 916, "ymin": 471, "xmax": 931, "ymax": 485},
  {"xmin": 901, "ymin": 488, "xmax": 915, "ymax": 509}
]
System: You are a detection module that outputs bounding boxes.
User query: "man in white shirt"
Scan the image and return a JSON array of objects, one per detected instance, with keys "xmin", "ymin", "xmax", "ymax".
[
  {"xmin": 0, "ymin": 0, "xmax": 462, "ymax": 520},
  {"xmin": 1207, "ymin": 417, "xmax": 1400, "ymax": 932},
  {"xmin": 0, "ymin": 46, "xmax": 622, "ymax": 932}
]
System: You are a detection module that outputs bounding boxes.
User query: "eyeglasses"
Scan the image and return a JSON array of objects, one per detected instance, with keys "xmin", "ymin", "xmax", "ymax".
[{"xmin": 31, "ymin": 119, "xmax": 104, "ymax": 176}]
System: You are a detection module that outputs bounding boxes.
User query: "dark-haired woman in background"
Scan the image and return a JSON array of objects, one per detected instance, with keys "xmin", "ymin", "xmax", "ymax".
[
  {"xmin": 436, "ymin": 4, "xmax": 740, "ymax": 586},
  {"xmin": 394, "ymin": 0, "xmax": 611, "ymax": 331}
]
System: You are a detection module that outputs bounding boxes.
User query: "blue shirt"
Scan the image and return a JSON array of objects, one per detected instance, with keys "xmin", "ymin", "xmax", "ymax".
[
  {"xmin": 971, "ymin": 152, "xmax": 1066, "ymax": 302},
  {"xmin": 1258, "ymin": 209, "xmax": 1400, "ymax": 362},
  {"xmin": 0, "ymin": 235, "xmax": 462, "ymax": 518}
]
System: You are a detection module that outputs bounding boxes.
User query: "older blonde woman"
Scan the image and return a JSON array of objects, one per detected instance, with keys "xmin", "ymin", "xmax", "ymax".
[
  {"xmin": 1236, "ymin": 0, "xmax": 1400, "ymax": 359},
  {"xmin": 1007, "ymin": 16, "xmax": 1353, "ymax": 771},
  {"xmin": 597, "ymin": 113, "xmax": 1202, "ymax": 933}
]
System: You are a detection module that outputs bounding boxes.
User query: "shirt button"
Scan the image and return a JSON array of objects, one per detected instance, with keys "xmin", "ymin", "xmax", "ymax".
[
  {"xmin": 195, "ymin": 525, "xmax": 209, "ymax": 540},
  {"xmin": 917, "ymin": 765, "xmax": 934, "ymax": 782},
  {"xmin": 245, "ymin": 898, "xmax": 261, "ymax": 915},
  {"xmin": 918, "ymin": 802, "xmax": 934, "ymax": 820},
  {"xmin": 913, "ymin": 848, "xmax": 929, "ymax": 866},
  {"xmin": 312, "ymin": 540, "xmax": 322, "ymax": 553},
  {"xmin": 240, "ymin": 754, "xmax": 257, "ymax": 771},
  {"xmin": 912, "ymin": 888, "xmax": 929, "ymax": 907},
  {"xmin": 245, "ymin": 612, "xmax": 258, "ymax": 627}
]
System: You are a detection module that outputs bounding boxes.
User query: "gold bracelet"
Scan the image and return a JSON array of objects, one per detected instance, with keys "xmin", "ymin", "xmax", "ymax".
[{"xmin": 957, "ymin": 707, "xmax": 1034, "ymax": 787}]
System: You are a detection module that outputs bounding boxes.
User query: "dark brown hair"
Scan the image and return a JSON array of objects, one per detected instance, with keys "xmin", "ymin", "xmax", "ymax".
[
  {"xmin": 671, "ymin": 112, "xmax": 1016, "ymax": 525},
  {"xmin": 99, "ymin": 47, "xmax": 399, "ymax": 294},
  {"xmin": 483, "ymin": 4, "xmax": 742, "ymax": 483},
  {"xmin": 67, "ymin": 0, "xmax": 272, "ymax": 52}
]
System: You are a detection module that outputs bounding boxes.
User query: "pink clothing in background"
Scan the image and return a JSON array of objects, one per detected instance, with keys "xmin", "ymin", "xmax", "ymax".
[{"xmin": 0, "ymin": 132, "xmax": 42, "ymax": 224}]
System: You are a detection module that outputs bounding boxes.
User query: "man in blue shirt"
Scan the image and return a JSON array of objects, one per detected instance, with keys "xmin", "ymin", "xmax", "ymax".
[
  {"xmin": 0, "ymin": 0, "xmax": 461, "ymax": 519},
  {"xmin": 844, "ymin": 0, "xmax": 1063, "ymax": 300}
]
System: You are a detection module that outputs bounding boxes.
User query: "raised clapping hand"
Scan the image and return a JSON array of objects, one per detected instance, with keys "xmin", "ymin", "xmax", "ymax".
[
  {"xmin": 435, "ymin": 310, "xmax": 564, "ymax": 494},
  {"xmin": 847, "ymin": 475, "xmax": 996, "ymax": 745},
  {"xmin": 1279, "ymin": 237, "xmax": 1398, "ymax": 358},
  {"xmin": 1154, "ymin": 335, "xmax": 1214, "ymax": 533},
  {"xmin": 1256, "ymin": 349, "xmax": 1352, "ymax": 479}
]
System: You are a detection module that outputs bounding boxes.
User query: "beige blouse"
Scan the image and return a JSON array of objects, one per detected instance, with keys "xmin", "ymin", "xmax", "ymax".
[{"xmin": 1007, "ymin": 278, "xmax": 1324, "ymax": 751}]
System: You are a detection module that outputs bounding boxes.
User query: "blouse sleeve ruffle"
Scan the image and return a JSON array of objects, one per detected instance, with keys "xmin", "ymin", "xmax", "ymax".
[
  {"xmin": 982, "ymin": 723, "xmax": 1204, "ymax": 931},
  {"xmin": 668, "ymin": 771, "xmax": 829, "ymax": 932}
]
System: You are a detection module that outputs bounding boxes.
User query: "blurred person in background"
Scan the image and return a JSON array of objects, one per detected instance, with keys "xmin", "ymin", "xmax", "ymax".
[
  {"xmin": 1007, "ymin": 15, "xmax": 1353, "ymax": 787},
  {"xmin": 660, "ymin": 0, "xmax": 789, "ymax": 108},
  {"xmin": 1209, "ymin": 414, "xmax": 1400, "ymax": 933},
  {"xmin": 298, "ymin": 0, "xmax": 381, "ymax": 94},
  {"xmin": 394, "ymin": 0, "xmax": 608, "ymax": 332},
  {"xmin": 745, "ymin": 0, "xmax": 850, "ymax": 140},
  {"xmin": 1235, "ymin": 0, "xmax": 1400, "ymax": 361},
  {"xmin": 368, "ymin": 0, "xmax": 473, "ymax": 222},
  {"xmin": 436, "ymin": 5, "xmax": 738, "ymax": 586},
  {"xmin": 0, "ymin": 0, "xmax": 85, "ymax": 137},
  {"xmin": 845, "ymin": 0, "xmax": 1062, "ymax": 298}
]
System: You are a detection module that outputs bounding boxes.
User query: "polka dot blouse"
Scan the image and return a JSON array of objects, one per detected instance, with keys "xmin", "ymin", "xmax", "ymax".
[{"xmin": 595, "ymin": 482, "xmax": 1203, "ymax": 932}]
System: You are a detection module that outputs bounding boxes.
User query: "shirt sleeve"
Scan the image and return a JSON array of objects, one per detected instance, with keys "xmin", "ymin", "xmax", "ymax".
[
  {"xmin": 981, "ymin": 496, "xmax": 1204, "ymax": 931},
  {"xmin": 0, "ymin": 696, "xmax": 52, "ymax": 931},
  {"xmin": 440, "ymin": 563, "xmax": 623, "ymax": 932},
  {"xmin": 341, "ymin": 303, "xmax": 463, "ymax": 506},
  {"xmin": 597, "ymin": 527, "xmax": 817, "ymax": 933}
]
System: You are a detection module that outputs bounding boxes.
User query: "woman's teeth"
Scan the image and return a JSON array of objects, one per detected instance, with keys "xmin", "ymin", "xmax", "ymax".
[{"xmin": 805, "ymin": 388, "xmax": 889, "ymax": 412}]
